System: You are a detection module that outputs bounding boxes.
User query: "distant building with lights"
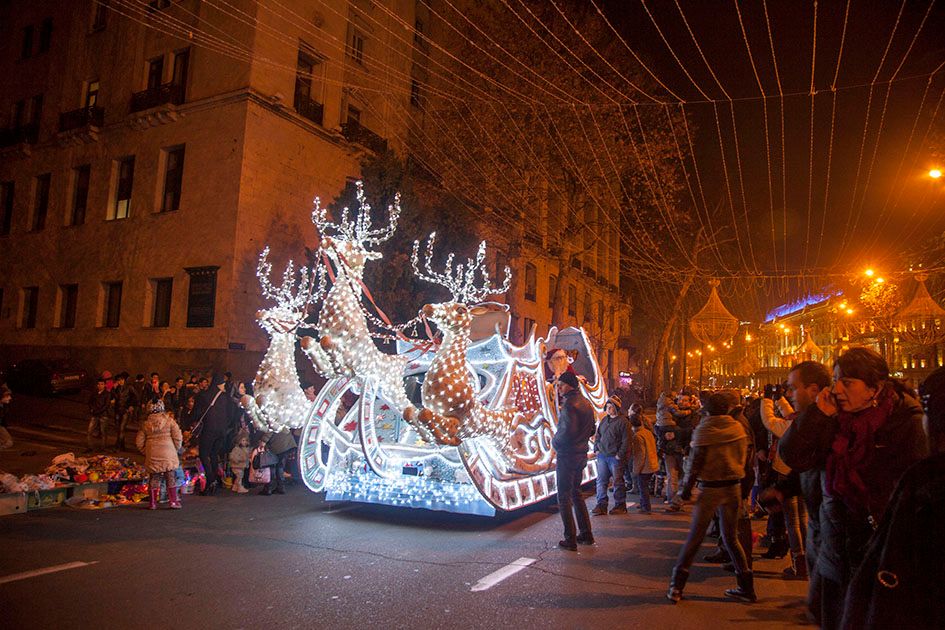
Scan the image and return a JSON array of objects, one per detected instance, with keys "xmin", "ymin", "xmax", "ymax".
[{"xmin": 0, "ymin": 0, "xmax": 630, "ymax": 386}]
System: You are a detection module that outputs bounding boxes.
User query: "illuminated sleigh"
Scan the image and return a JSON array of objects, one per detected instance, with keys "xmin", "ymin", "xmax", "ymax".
[{"xmin": 291, "ymin": 221, "xmax": 607, "ymax": 516}]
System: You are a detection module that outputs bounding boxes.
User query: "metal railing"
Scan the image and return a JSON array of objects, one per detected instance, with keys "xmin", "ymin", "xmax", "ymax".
[
  {"xmin": 0, "ymin": 124, "xmax": 39, "ymax": 148},
  {"xmin": 130, "ymin": 82, "xmax": 185, "ymax": 113},
  {"xmin": 293, "ymin": 91, "xmax": 324, "ymax": 126},
  {"xmin": 58, "ymin": 106, "xmax": 104, "ymax": 132},
  {"xmin": 341, "ymin": 119, "xmax": 388, "ymax": 154}
]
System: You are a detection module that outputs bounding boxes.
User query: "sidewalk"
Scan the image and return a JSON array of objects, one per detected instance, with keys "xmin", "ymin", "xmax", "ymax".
[{"xmin": 1, "ymin": 391, "xmax": 143, "ymax": 477}]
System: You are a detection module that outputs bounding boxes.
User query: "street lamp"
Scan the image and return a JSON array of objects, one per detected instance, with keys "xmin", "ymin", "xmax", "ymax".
[
  {"xmin": 930, "ymin": 168, "xmax": 942, "ymax": 179},
  {"xmin": 865, "ymin": 268, "xmax": 875, "ymax": 278}
]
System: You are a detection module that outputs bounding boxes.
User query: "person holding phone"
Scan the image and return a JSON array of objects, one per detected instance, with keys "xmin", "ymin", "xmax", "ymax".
[{"xmin": 779, "ymin": 347, "xmax": 927, "ymax": 630}]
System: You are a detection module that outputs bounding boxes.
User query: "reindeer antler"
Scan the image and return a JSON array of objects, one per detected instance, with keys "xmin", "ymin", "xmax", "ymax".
[
  {"xmin": 412, "ymin": 232, "xmax": 512, "ymax": 303},
  {"xmin": 312, "ymin": 181, "xmax": 400, "ymax": 246},
  {"xmin": 257, "ymin": 246, "xmax": 314, "ymax": 313}
]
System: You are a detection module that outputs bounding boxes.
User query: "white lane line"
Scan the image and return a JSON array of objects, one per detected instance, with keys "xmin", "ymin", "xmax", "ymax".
[
  {"xmin": 0, "ymin": 561, "xmax": 99, "ymax": 585},
  {"xmin": 470, "ymin": 557, "xmax": 536, "ymax": 592}
]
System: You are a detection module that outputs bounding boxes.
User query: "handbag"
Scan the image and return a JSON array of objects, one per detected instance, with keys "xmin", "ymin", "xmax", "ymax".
[
  {"xmin": 248, "ymin": 462, "xmax": 271, "ymax": 485},
  {"xmin": 252, "ymin": 447, "xmax": 279, "ymax": 469}
]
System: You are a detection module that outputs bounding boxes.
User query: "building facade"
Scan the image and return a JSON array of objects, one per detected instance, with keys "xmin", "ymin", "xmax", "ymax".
[{"xmin": 0, "ymin": 0, "xmax": 631, "ymax": 389}]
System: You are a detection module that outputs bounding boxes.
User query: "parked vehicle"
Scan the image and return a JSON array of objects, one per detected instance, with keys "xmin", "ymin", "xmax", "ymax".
[{"xmin": 5, "ymin": 359, "xmax": 88, "ymax": 395}]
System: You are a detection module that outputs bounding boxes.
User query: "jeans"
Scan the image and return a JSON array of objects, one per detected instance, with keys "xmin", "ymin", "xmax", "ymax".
[
  {"xmin": 594, "ymin": 454, "xmax": 626, "ymax": 506},
  {"xmin": 663, "ymin": 452, "xmax": 683, "ymax": 501},
  {"xmin": 87, "ymin": 415, "xmax": 108, "ymax": 449},
  {"xmin": 115, "ymin": 408, "xmax": 133, "ymax": 447},
  {"xmin": 265, "ymin": 450, "xmax": 293, "ymax": 492},
  {"xmin": 556, "ymin": 457, "xmax": 592, "ymax": 543},
  {"xmin": 635, "ymin": 472, "xmax": 653, "ymax": 511},
  {"xmin": 674, "ymin": 483, "xmax": 749, "ymax": 574}
]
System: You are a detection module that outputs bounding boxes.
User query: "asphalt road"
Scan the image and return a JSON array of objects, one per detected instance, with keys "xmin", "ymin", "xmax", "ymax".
[{"xmin": 1, "ymin": 482, "xmax": 811, "ymax": 630}]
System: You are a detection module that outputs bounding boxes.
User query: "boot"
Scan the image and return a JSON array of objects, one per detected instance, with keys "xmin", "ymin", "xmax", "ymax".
[
  {"xmin": 591, "ymin": 503, "xmax": 608, "ymax": 516},
  {"xmin": 783, "ymin": 552, "xmax": 808, "ymax": 579},
  {"xmin": 760, "ymin": 537, "xmax": 789, "ymax": 559},
  {"xmin": 667, "ymin": 566, "xmax": 689, "ymax": 603},
  {"xmin": 608, "ymin": 503, "xmax": 627, "ymax": 515},
  {"xmin": 724, "ymin": 571, "xmax": 757, "ymax": 603},
  {"xmin": 704, "ymin": 547, "xmax": 730, "ymax": 563},
  {"xmin": 148, "ymin": 483, "xmax": 160, "ymax": 510},
  {"xmin": 168, "ymin": 484, "xmax": 182, "ymax": 509}
]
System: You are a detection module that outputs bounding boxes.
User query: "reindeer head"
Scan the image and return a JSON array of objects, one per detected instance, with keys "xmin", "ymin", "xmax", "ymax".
[
  {"xmin": 312, "ymin": 180, "xmax": 400, "ymax": 278},
  {"xmin": 256, "ymin": 246, "xmax": 319, "ymax": 334},
  {"xmin": 412, "ymin": 232, "xmax": 512, "ymax": 335}
]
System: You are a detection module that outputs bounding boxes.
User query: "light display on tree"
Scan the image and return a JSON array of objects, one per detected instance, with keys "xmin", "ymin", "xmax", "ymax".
[{"xmin": 248, "ymin": 183, "xmax": 608, "ymax": 515}]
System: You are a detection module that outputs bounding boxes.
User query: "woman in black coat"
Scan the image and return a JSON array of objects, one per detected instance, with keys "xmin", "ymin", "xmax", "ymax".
[
  {"xmin": 839, "ymin": 366, "xmax": 945, "ymax": 629},
  {"xmin": 779, "ymin": 347, "xmax": 927, "ymax": 630}
]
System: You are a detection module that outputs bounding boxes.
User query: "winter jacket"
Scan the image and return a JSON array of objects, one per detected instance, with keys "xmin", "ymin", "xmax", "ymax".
[
  {"xmin": 779, "ymin": 386, "xmax": 927, "ymax": 584},
  {"xmin": 594, "ymin": 413, "xmax": 629, "ymax": 460},
  {"xmin": 840, "ymin": 453, "xmax": 945, "ymax": 630},
  {"xmin": 229, "ymin": 444, "xmax": 252, "ymax": 470},
  {"xmin": 684, "ymin": 414, "xmax": 749, "ymax": 485},
  {"xmin": 629, "ymin": 426, "xmax": 659, "ymax": 475},
  {"xmin": 195, "ymin": 380, "xmax": 229, "ymax": 435},
  {"xmin": 654, "ymin": 422, "xmax": 685, "ymax": 456},
  {"xmin": 259, "ymin": 429, "xmax": 297, "ymax": 455},
  {"xmin": 111, "ymin": 383, "xmax": 136, "ymax": 413},
  {"xmin": 760, "ymin": 396, "xmax": 795, "ymax": 475},
  {"xmin": 136, "ymin": 412, "xmax": 183, "ymax": 473},
  {"xmin": 655, "ymin": 392, "xmax": 684, "ymax": 425},
  {"xmin": 88, "ymin": 390, "xmax": 111, "ymax": 416},
  {"xmin": 553, "ymin": 390, "xmax": 595, "ymax": 462}
]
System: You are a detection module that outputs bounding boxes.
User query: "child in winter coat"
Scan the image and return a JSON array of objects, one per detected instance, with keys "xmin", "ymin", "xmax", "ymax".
[
  {"xmin": 136, "ymin": 400, "xmax": 183, "ymax": 509},
  {"xmin": 229, "ymin": 431, "xmax": 251, "ymax": 493}
]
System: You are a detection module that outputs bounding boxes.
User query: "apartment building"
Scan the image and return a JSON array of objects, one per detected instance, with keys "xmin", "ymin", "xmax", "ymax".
[{"xmin": 0, "ymin": 0, "xmax": 630, "ymax": 389}]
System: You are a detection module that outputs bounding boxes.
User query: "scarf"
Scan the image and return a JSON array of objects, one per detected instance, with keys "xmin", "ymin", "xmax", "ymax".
[{"xmin": 826, "ymin": 384, "xmax": 896, "ymax": 516}]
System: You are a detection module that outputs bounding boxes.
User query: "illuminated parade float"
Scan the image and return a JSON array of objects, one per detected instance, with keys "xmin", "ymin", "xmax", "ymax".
[{"xmin": 244, "ymin": 184, "xmax": 608, "ymax": 516}]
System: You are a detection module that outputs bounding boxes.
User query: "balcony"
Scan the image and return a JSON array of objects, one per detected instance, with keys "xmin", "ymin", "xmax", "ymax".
[
  {"xmin": 293, "ymin": 91, "xmax": 324, "ymax": 126},
  {"xmin": 341, "ymin": 119, "xmax": 387, "ymax": 154},
  {"xmin": 0, "ymin": 124, "xmax": 39, "ymax": 148},
  {"xmin": 59, "ymin": 106, "xmax": 104, "ymax": 132},
  {"xmin": 130, "ymin": 82, "xmax": 185, "ymax": 113}
]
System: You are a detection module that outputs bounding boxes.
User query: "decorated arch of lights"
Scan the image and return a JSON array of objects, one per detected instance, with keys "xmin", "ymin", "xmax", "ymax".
[{"xmin": 243, "ymin": 183, "xmax": 608, "ymax": 516}]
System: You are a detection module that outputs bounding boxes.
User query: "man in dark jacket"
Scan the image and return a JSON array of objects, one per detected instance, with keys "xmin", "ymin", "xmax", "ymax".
[
  {"xmin": 111, "ymin": 372, "xmax": 138, "ymax": 451},
  {"xmin": 592, "ymin": 395, "xmax": 629, "ymax": 515},
  {"xmin": 553, "ymin": 371, "xmax": 596, "ymax": 551},
  {"xmin": 86, "ymin": 378, "xmax": 111, "ymax": 452},
  {"xmin": 196, "ymin": 374, "xmax": 229, "ymax": 495}
]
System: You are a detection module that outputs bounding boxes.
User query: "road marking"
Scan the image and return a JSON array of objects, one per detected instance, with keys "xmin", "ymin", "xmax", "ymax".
[
  {"xmin": 0, "ymin": 561, "xmax": 99, "ymax": 585},
  {"xmin": 470, "ymin": 557, "xmax": 536, "ymax": 592}
]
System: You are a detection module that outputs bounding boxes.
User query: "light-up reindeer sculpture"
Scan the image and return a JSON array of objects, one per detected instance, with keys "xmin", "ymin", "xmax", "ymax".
[
  {"xmin": 412, "ymin": 232, "xmax": 518, "ymax": 450},
  {"xmin": 299, "ymin": 182, "xmax": 420, "ymax": 429},
  {"xmin": 243, "ymin": 246, "xmax": 324, "ymax": 432}
]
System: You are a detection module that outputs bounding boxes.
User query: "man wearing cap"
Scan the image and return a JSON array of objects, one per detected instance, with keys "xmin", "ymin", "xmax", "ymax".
[
  {"xmin": 552, "ymin": 370, "xmax": 596, "ymax": 551},
  {"xmin": 592, "ymin": 395, "xmax": 630, "ymax": 515},
  {"xmin": 667, "ymin": 390, "xmax": 756, "ymax": 604}
]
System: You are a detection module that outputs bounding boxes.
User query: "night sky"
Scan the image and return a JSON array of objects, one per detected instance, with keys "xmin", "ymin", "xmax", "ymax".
[{"xmin": 598, "ymin": 0, "xmax": 945, "ymax": 284}]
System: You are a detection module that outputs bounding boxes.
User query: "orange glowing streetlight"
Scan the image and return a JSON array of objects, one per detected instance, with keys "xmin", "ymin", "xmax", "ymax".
[
  {"xmin": 865, "ymin": 268, "xmax": 875, "ymax": 278},
  {"xmin": 930, "ymin": 168, "xmax": 943, "ymax": 179}
]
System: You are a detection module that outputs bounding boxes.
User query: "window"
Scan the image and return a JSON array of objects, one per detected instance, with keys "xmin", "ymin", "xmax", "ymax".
[
  {"xmin": 0, "ymin": 182, "xmax": 13, "ymax": 236},
  {"xmin": 186, "ymin": 267, "xmax": 217, "ymax": 328},
  {"xmin": 609, "ymin": 307, "xmax": 615, "ymax": 332},
  {"xmin": 149, "ymin": 0, "xmax": 172, "ymax": 9},
  {"xmin": 147, "ymin": 57, "xmax": 164, "ymax": 90},
  {"xmin": 414, "ymin": 19, "xmax": 425, "ymax": 45},
  {"xmin": 523, "ymin": 317, "xmax": 536, "ymax": 340},
  {"xmin": 524, "ymin": 263, "xmax": 536, "ymax": 302},
  {"xmin": 294, "ymin": 45, "xmax": 324, "ymax": 125},
  {"xmin": 85, "ymin": 81, "xmax": 100, "ymax": 108},
  {"xmin": 22, "ymin": 287, "xmax": 39, "ymax": 329},
  {"xmin": 32, "ymin": 173, "xmax": 50, "ymax": 232},
  {"xmin": 568, "ymin": 284, "xmax": 576, "ymax": 316},
  {"xmin": 296, "ymin": 48, "xmax": 316, "ymax": 100},
  {"xmin": 160, "ymin": 145, "xmax": 185, "ymax": 212},
  {"xmin": 410, "ymin": 79, "xmax": 421, "ymax": 108},
  {"xmin": 348, "ymin": 30, "xmax": 364, "ymax": 64},
  {"xmin": 12, "ymin": 99, "xmax": 26, "ymax": 128},
  {"xmin": 151, "ymin": 278, "xmax": 173, "ymax": 327},
  {"xmin": 103, "ymin": 281, "xmax": 122, "ymax": 328},
  {"xmin": 29, "ymin": 94, "xmax": 43, "ymax": 127},
  {"xmin": 607, "ymin": 349, "xmax": 614, "ymax": 387},
  {"xmin": 58, "ymin": 284, "xmax": 78, "ymax": 329},
  {"xmin": 346, "ymin": 105, "xmax": 361, "ymax": 124},
  {"xmin": 38, "ymin": 18, "xmax": 53, "ymax": 53},
  {"xmin": 548, "ymin": 274, "xmax": 557, "ymax": 308},
  {"xmin": 92, "ymin": 0, "xmax": 109, "ymax": 31},
  {"xmin": 597, "ymin": 302, "xmax": 604, "ymax": 330},
  {"xmin": 583, "ymin": 290, "xmax": 591, "ymax": 320},
  {"xmin": 22, "ymin": 25, "xmax": 33, "ymax": 59},
  {"xmin": 111, "ymin": 156, "xmax": 134, "ymax": 220},
  {"xmin": 71, "ymin": 165, "xmax": 90, "ymax": 226},
  {"xmin": 172, "ymin": 49, "xmax": 189, "ymax": 90}
]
